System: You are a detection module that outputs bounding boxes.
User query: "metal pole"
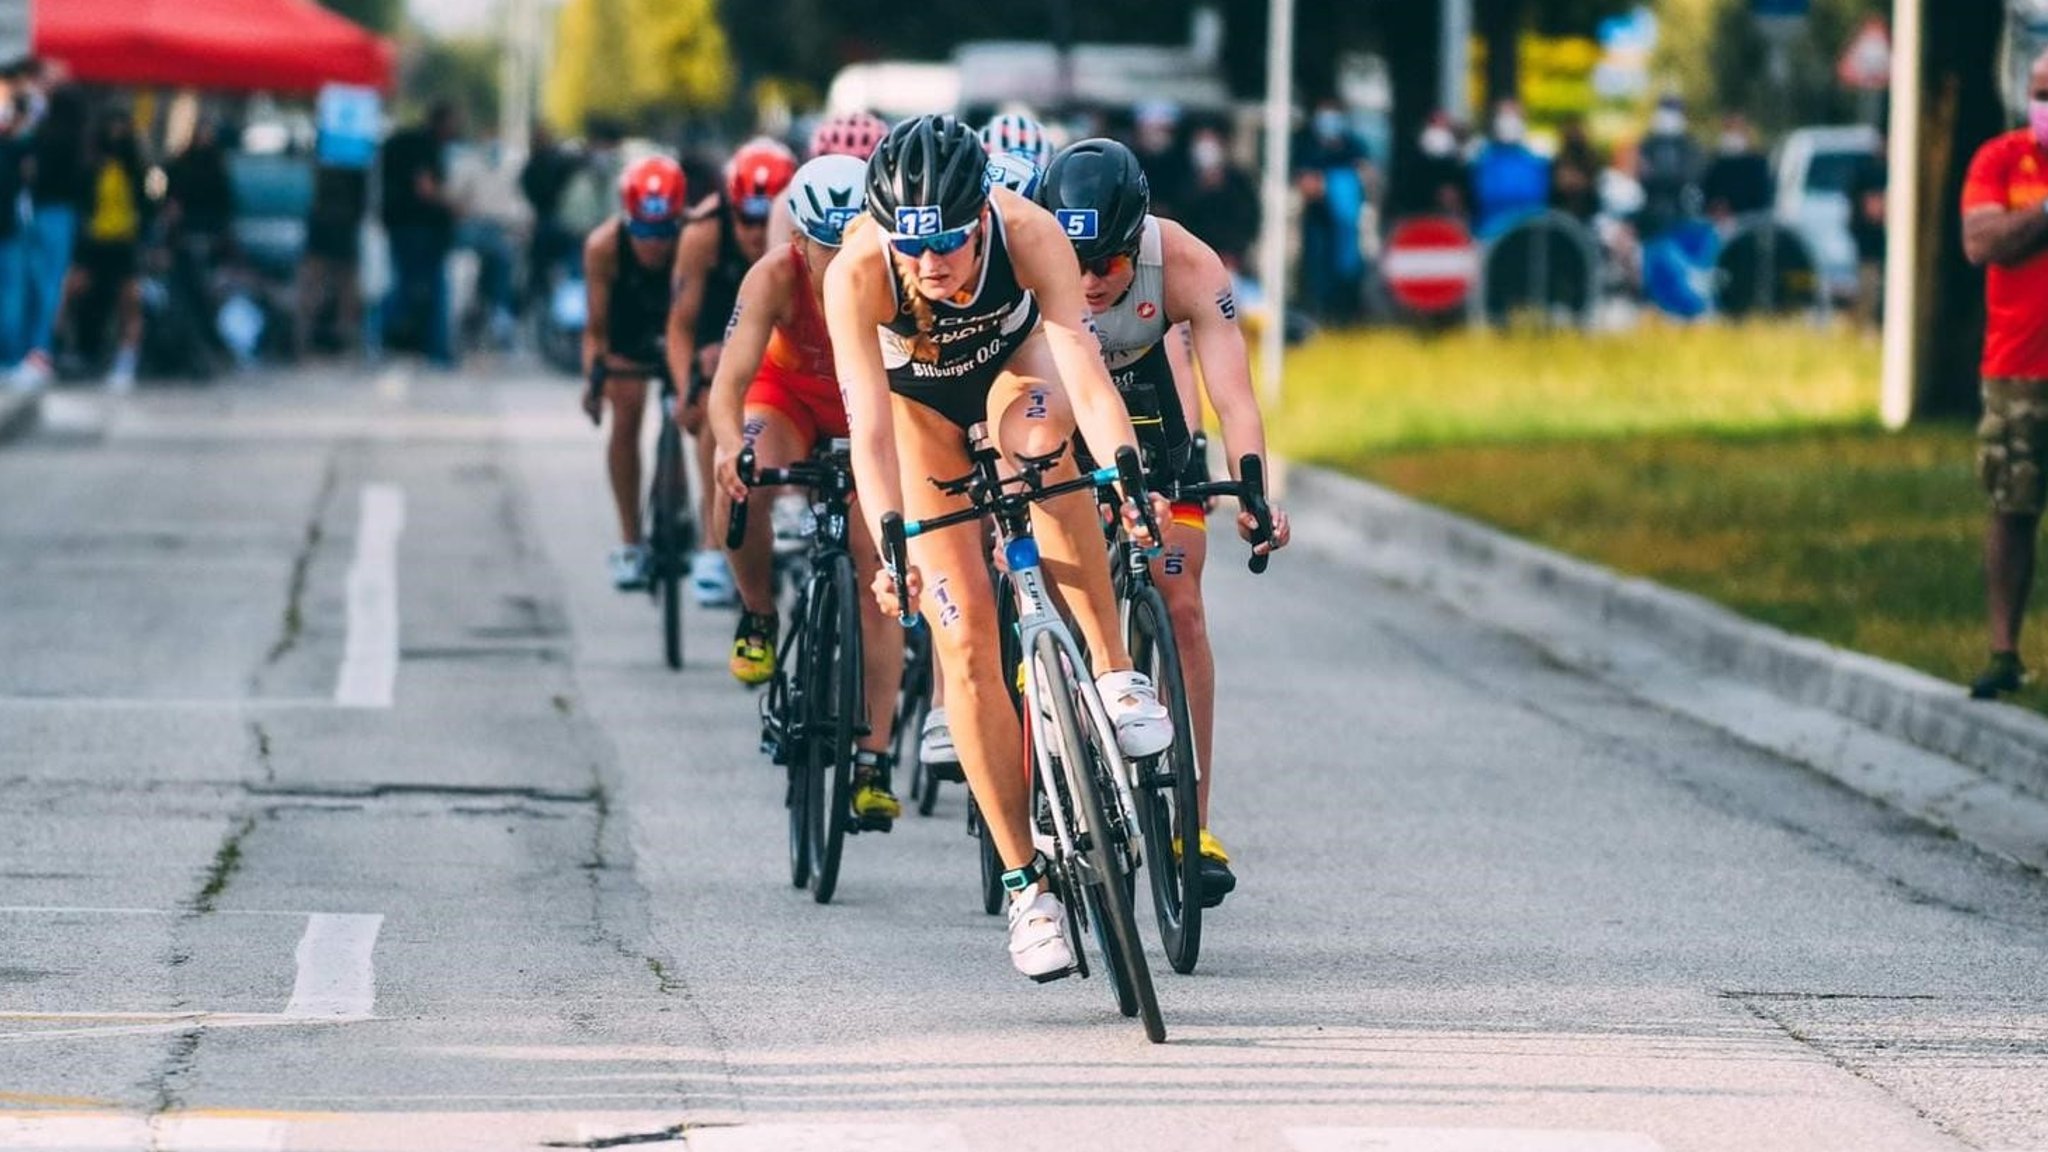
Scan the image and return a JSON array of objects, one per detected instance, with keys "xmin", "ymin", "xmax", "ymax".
[
  {"xmin": 1258, "ymin": 0, "xmax": 1294, "ymax": 406},
  {"xmin": 1441, "ymin": 0, "xmax": 1472, "ymax": 123},
  {"xmin": 1879, "ymin": 0, "xmax": 1922, "ymax": 430}
]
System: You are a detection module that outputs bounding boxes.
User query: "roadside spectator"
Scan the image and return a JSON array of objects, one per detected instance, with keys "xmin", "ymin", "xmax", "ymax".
[
  {"xmin": 163, "ymin": 118, "xmax": 236, "ymax": 367},
  {"xmin": 1177, "ymin": 125, "xmax": 1259, "ymax": 271},
  {"xmin": 555, "ymin": 116, "xmax": 623, "ymax": 240},
  {"xmin": 1470, "ymin": 100, "xmax": 1549, "ymax": 238},
  {"xmin": 449, "ymin": 133, "xmax": 532, "ymax": 349},
  {"xmin": 296, "ymin": 161, "xmax": 369, "ymax": 357},
  {"xmin": 67, "ymin": 107, "xmax": 149, "ymax": 391},
  {"xmin": 13, "ymin": 84, "xmax": 87, "ymax": 389},
  {"xmin": 1131, "ymin": 101, "xmax": 1189, "ymax": 220},
  {"xmin": 379, "ymin": 102, "xmax": 461, "ymax": 369},
  {"xmin": 0, "ymin": 73, "xmax": 29, "ymax": 373},
  {"xmin": 519, "ymin": 124, "xmax": 576, "ymax": 304},
  {"xmin": 1850, "ymin": 132, "xmax": 1888, "ymax": 328},
  {"xmin": 1292, "ymin": 98, "xmax": 1372, "ymax": 324},
  {"xmin": 1637, "ymin": 94, "xmax": 1703, "ymax": 240},
  {"xmin": 1549, "ymin": 116, "xmax": 1602, "ymax": 224},
  {"xmin": 1960, "ymin": 48, "xmax": 2048, "ymax": 700},
  {"xmin": 1701, "ymin": 114, "xmax": 1772, "ymax": 223},
  {"xmin": 1396, "ymin": 111, "xmax": 1471, "ymax": 220}
]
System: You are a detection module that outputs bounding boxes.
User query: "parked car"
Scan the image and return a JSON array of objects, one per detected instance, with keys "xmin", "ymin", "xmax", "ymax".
[{"xmin": 1772, "ymin": 125, "xmax": 1881, "ymax": 305}]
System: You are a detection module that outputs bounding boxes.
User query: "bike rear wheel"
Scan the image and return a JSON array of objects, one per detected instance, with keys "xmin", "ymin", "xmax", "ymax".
[
  {"xmin": 778, "ymin": 589, "xmax": 813, "ymax": 889},
  {"xmin": 805, "ymin": 556, "xmax": 860, "ymax": 905},
  {"xmin": 1127, "ymin": 585, "xmax": 1203, "ymax": 974},
  {"xmin": 1032, "ymin": 631, "xmax": 1164, "ymax": 1043},
  {"xmin": 650, "ymin": 417, "xmax": 689, "ymax": 670}
]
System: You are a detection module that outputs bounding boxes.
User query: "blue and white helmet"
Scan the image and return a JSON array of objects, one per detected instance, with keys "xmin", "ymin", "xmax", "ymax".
[
  {"xmin": 984, "ymin": 151, "xmax": 1044, "ymax": 200},
  {"xmin": 785, "ymin": 154, "xmax": 868, "ymax": 247},
  {"xmin": 980, "ymin": 112, "xmax": 1053, "ymax": 170}
]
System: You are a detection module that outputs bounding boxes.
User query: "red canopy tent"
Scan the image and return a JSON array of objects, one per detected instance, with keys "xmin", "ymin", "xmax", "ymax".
[{"xmin": 32, "ymin": 0, "xmax": 395, "ymax": 95}]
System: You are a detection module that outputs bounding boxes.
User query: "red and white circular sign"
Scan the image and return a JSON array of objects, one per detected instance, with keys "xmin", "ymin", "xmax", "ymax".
[{"xmin": 1383, "ymin": 215, "xmax": 1479, "ymax": 314}]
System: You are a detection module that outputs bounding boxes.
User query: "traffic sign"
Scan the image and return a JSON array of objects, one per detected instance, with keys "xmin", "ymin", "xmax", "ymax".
[
  {"xmin": 1838, "ymin": 18, "xmax": 1892, "ymax": 91},
  {"xmin": 1383, "ymin": 215, "xmax": 1479, "ymax": 315}
]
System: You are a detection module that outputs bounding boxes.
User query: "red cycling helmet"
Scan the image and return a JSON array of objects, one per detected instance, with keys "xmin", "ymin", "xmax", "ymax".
[
  {"xmin": 725, "ymin": 137, "xmax": 799, "ymax": 223},
  {"xmin": 807, "ymin": 111, "xmax": 890, "ymax": 161},
  {"xmin": 619, "ymin": 155, "xmax": 686, "ymax": 238}
]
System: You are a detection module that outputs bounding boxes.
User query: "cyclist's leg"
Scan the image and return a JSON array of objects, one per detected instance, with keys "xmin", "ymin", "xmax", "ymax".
[
  {"xmin": 892, "ymin": 394, "xmax": 1033, "ymax": 869},
  {"xmin": 986, "ymin": 333, "xmax": 1133, "ymax": 676},
  {"xmin": 724, "ymin": 402, "xmax": 807, "ymax": 617},
  {"xmin": 1155, "ymin": 512, "xmax": 1215, "ymax": 815},
  {"xmin": 603, "ymin": 370, "xmax": 651, "ymax": 545}
]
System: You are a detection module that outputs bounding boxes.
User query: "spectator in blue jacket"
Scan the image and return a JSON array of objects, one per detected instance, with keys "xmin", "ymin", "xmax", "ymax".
[{"xmin": 1471, "ymin": 101, "xmax": 1550, "ymax": 239}]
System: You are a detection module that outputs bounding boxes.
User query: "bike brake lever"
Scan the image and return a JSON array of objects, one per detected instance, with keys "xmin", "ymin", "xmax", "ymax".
[
  {"xmin": 724, "ymin": 447, "xmax": 755, "ymax": 550},
  {"xmin": 881, "ymin": 512, "xmax": 920, "ymax": 628},
  {"xmin": 1239, "ymin": 454, "xmax": 1274, "ymax": 575}
]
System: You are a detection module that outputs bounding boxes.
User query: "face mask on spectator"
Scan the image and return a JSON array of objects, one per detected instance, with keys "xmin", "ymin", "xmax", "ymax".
[
  {"xmin": 1421, "ymin": 126, "xmax": 1456, "ymax": 158},
  {"xmin": 1652, "ymin": 108, "xmax": 1686, "ymax": 136},
  {"xmin": 1314, "ymin": 110, "xmax": 1346, "ymax": 140},
  {"xmin": 1192, "ymin": 136, "xmax": 1225, "ymax": 172},
  {"xmin": 1719, "ymin": 131, "xmax": 1748, "ymax": 155},
  {"xmin": 2033, "ymin": 99, "xmax": 2048, "ymax": 148},
  {"xmin": 1493, "ymin": 113, "xmax": 1525, "ymax": 144}
]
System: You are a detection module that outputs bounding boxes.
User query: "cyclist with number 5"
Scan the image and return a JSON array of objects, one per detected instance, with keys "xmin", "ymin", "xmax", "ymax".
[
  {"xmin": 1037, "ymin": 138, "xmax": 1292, "ymax": 904},
  {"xmin": 708, "ymin": 155, "xmax": 908, "ymax": 826},
  {"xmin": 582, "ymin": 155, "xmax": 687, "ymax": 590},
  {"xmin": 825, "ymin": 115, "xmax": 1172, "ymax": 979}
]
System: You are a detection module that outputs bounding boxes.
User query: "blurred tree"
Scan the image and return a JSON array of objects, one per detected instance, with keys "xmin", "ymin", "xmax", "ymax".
[
  {"xmin": 318, "ymin": 0, "xmax": 404, "ymax": 36},
  {"xmin": 546, "ymin": 0, "xmax": 637, "ymax": 132},
  {"xmin": 1654, "ymin": 0, "xmax": 1891, "ymax": 135},
  {"xmin": 632, "ymin": 0, "xmax": 736, "ymax": 113},
  {"xmin": 402, "ymin": 35, "xmax": 501, "ymax": 127}
]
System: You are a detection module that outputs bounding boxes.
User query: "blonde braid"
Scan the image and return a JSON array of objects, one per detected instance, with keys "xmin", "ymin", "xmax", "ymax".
[{"xmin": 895, "ymin": 258, "xmax": 940, "ymax": 363}]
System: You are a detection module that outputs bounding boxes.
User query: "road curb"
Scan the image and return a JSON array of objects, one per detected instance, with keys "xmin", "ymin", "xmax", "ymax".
[
  {"xmin": 1286, "ymin": 463, "xmax": 2048, "ymax": 807},
  {"xmin": 0, "ymin": 385, "xmax": 41, "ymax": 446}
]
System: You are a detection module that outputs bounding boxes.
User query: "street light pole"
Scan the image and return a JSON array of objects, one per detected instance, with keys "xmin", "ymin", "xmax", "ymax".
[
  {"xmin": 1879, "ymin": 0, "xmax": 1921, "ymax": 429},
  {"xmin": 1441, "ymin": 0, "xmax": 1472, "ymax": 124},
  {"xmin": 1258, "ymin": 0, "xmax": 1294, "ymax": 406}
]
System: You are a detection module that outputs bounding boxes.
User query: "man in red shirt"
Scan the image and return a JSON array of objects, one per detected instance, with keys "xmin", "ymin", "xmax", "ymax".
[{"xmin": 1962, "ymin": 49, "xmax": 2048, "ymax": 698}]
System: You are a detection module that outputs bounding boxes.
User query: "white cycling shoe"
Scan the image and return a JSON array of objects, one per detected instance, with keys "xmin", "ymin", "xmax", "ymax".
[
  {"xmin": 1007, "ymin": 888, "xmax": 1076, "ymax": 981},
  {"xmin": 919, "ymin": 708, "xmax": 962, "ymax": 778},
  {"xmin": 607, "ymin": 545, "xmax": 650, "ymax": 591},
  {"xmin": 689, "ymin": 550, "xmax": 738, "ymax": 608},
  {"xmin": 1096, "ymin": 670, "xmax": 1173, "ymax": 759}
]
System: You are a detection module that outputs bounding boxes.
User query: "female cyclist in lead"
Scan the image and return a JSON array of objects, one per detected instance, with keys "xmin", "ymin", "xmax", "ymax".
[
  {"xmin": 707, "ymin": 155, "xmax": 908, "ymax": 827},
  {"xmin": 825, "ymin": 115, "xmax": 1170, "ymax": 978}
]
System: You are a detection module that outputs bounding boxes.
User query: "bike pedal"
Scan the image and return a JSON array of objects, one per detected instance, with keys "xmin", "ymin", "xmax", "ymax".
[
  {"xmin": 855, "ymin": 816, "xmax": 895, "ymax": 834},
  {"xmin": 1027, "ymin": 963, "xmax": 1080, "ymax": 985}
]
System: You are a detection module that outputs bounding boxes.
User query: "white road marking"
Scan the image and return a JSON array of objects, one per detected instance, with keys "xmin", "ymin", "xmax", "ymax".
[
  {"xmin": 333, "ymin": 484, "xmax": 405, "ymax": 708},
  {"xmin": 284, "ymin": 914, "xmax": 383, "ymax": 1020},
  {"xmin": 684, "ymin": 1126, "xmax": 970, "ymax": 1152},
  {"xmin": 0, "ymin": 906, "xmax": 309, "ymax": 918},
  {"xmin": 1287, "ymin": 1131, "xmax": 1665, "ymax": 1152}
]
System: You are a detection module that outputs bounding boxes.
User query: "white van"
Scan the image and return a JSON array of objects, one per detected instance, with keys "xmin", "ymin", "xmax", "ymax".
[{"xmin": 1773, "ymin": 124, "xmax": 1882, "ymax": 304}]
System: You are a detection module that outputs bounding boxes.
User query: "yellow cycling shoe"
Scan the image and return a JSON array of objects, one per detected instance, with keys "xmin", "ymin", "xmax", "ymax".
[
  {"xmin": 1184, "ymin": 828, "xmax": 1235, "ymax": 908},
  {"xmin": 729, "ymin": 611, "xmax": 776, "ymax": 686},
  {"xmin": 852, "ymin": 782, "xmax": 902, "ymax": 830}
]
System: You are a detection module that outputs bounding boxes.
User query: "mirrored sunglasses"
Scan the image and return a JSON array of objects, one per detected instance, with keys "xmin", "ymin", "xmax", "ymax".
[
  {"xmin": 1081, "ymin": 250, "xmax": 1135, "ymax": 279},
  {"xmin": 888, "ymin": 219, "xmax": 978, "ymax": 258}
]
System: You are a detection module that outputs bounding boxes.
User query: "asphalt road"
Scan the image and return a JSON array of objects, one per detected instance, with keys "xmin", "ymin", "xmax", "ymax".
[{"xmin": 1, "ymin": 362, "xmax": 2044, "ymax": 1152}]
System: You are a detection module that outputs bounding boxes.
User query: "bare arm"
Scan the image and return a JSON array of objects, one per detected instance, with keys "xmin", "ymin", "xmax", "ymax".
[
  {"xmin": 1162, "ymin": 219, "xmax": 1265, "ymax": 475},
  {"xmin": 663, "ymin": 216, "xmax": 716, "ymax": 390},
  {"xmin": 1964, "ymin": 204, "xmax": 2048, "ymax": 268},
  {"xmin": 825, "ymin": 218, "xmax": 906, "ymax": 557},
  {"xmin": 581, "ymin": 223, "xmax": 617, "ymax": 375},
  {"xmin": 1000, "ymin": 191, "xmax": 1142, "ymax": 469},
  {"xmin": 708, "ymin": 256, "xmax": 793, "ymax": 498}
]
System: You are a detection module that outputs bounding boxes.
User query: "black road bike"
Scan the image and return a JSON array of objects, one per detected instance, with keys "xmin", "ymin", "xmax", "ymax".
[
  {"xmin": 589, "ymin": 363, "xmax": 695, "ymax": 670},
  {"xmin": 1107, "ymin": 439, "xmax": 1273, "ymax": 975},
  {"xmin": 728, "ymin": 441, "xmax": 875, "ymax": 904}
]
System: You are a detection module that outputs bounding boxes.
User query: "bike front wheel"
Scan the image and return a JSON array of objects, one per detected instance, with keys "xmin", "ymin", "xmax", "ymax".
[
  {"xmin": 650, "ymin": 417, "xmax": 689, "ymax": 670},
  {"xmin": 1127, "ymin": 585, "xmax": 1203, "ymax": 974},
  {"xmin": 1032, "ymin": 631, "xmax": 1164, "ymax": 1043},
  {"xmin": 805, "ymin": 556, "xmax": 860, "ymax": 905}
]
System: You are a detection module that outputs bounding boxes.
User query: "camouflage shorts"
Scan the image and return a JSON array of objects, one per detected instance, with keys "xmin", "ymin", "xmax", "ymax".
[{"xmin": 1978, "ymin": 378, "xmax": 2048, "ymax": 517}]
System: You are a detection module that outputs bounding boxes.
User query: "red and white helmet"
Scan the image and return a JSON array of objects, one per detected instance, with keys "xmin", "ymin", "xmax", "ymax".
[
  {"xmin": 618, "ymin": 155, "xmax": 686, "ymax": 238},
  {"xmin": 980, "ymin": 112, "xmax": 1052, "ymax": 170},
  {"xmin": 807, "ymin": 111, "xmax": 889, "ymax": 161},
  {"xmin": 724, "ymin": 137, "xmax": 799, "ymax": 223}
]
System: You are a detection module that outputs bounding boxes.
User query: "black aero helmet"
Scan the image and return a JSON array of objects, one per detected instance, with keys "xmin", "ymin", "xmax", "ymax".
[
  {"xmin": 1036, "ymin": 137, "xmax": 1150, "ymax": 263},
  {"xmin": 865, "ymin": 115, "xmax": 990, "ymax": 235}
]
